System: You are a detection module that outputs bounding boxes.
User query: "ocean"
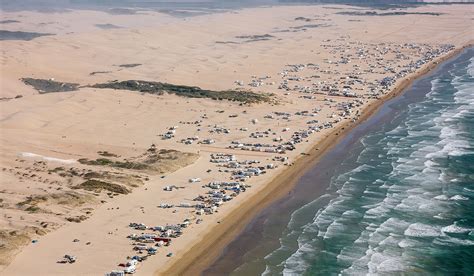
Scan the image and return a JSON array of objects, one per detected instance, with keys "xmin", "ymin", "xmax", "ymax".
[{"xmin": 205, "ymin": 48, "xmax": 474, "ymax": 275}]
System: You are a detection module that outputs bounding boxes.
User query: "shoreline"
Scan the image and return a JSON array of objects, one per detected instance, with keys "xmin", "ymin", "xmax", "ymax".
[{"xmin": 157, "ymin": 43, "xmax": 473, "ymax": 276}]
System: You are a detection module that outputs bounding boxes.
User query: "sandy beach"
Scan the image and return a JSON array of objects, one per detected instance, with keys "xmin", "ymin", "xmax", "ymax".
[{"xmin": 0, "ymin": 3, "xmax": 473, "ymax": 275}]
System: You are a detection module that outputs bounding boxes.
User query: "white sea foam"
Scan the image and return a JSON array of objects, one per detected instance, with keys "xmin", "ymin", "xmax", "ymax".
[
  {"xmin": 404, "ymin": 223, "xmax": 441, "ymax": 238},
  {"xmin": 323, "ymin": 221, "xmax": 346, "ymax": 239},
  {"xmin": 441, "ymin": 224, "xmax": 472, "ymax": 234},
  {"xmin": 376, "ymin": 257, "xmax": 405, "ymax": 273},
  {"xmin": 364, "ymin": 205, "xmax": 390, "ymax": 219},
  {"xmin": 261, "ymin": 265, "xmax": 271, "ymax": 276},
  {"xmin": 426, "ymin": 78, "xmax": 442, "ymax": 97},
  {"xmin": 341, "ymin": 210, "xmax": 362, "ymax": 219},
  {"xmin": 398, "ymin": 239, "xmax": 417, "ymax": 248},
  {"xmin": 286, "ymin": 194, "xmax": 331, "ymax": 229},
  {"xmin": 375, "ymin": 218, "xmax": 410, "ymax": 235},
  {"xmin": 378, "ymin": 236, "xmax": 400, "ymax": 247},
  {"xmin": 282, "ymin": 243, "xmax": 313, "ymax": 276},
  {"xmin": 463, "ymin": 187, "xmax": 474, "ymax": 193},
  {"xmin": 450, "ymin": 195, "xmax": 469, "ymax": 201},
  {"xmin": 467, "ymin": 57, "xmax": 474, "ymax": 76},
  {"xmin": 434, "ymin": 194, "xmax": 449, "ymax": 200}
]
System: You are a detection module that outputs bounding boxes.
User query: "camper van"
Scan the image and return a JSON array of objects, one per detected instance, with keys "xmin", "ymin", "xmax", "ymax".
[{"xmin": 124, "ymin": 265, "xmax": 136, "ymax": 274}]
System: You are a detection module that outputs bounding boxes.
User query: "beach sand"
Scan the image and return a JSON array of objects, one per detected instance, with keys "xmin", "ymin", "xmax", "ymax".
[{"xmin": 0, "ymin": 3, "xmax": 473, "ymax": 275}]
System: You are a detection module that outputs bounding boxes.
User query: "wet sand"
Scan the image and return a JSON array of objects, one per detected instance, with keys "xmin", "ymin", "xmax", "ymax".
[{"xmin": 161, "ymin": 45, "xmax": 473, "ymax": 276}]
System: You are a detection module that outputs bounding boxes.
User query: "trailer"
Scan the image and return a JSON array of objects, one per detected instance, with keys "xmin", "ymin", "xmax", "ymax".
[{"xmin": 154, "ymin": 237, "xmax": 172, "ymax": 243}]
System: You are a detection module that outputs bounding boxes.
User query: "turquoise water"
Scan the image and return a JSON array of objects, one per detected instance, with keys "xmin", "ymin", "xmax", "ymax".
[{"xmin": 257, "ymin": 50, "xmax": 474, "ymax": 275}]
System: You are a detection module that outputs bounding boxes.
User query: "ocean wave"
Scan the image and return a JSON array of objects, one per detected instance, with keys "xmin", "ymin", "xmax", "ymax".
[
  {"xmin": 282, "ymin": 243, "xmax": 314, "ymax": 275},
  {"xmin": 261, "ymin": 265, "xmax": 271, "ymax": 276},
  {"xmin": 449, "ymin": 194, "xmax": 469, "ymax": 201},
  {"xmin": 467, "ymin": 57, "xmax": 474, "ymax": 76},
  {"xmin": 323, "ymin": 221, "xmax": 346, "ymax": 239},
  {"xmin": 426, "ymin": 78, "xmax": 443, "ymax": 98},
  {"xmin": 364, "ymin": 205, "xmax": 390, "ymax": 219},
  {"xmin": 434, "ymin": 194, "xmax": 450, "ymax": 201},
  {"xmin": 404, "ymin": 223, "xmax": 442, "ymax": 238},
  {"xmin": 397, "ymin": 238, "xmax": 418, "ymax": 248},
  {"xmin": 287, "ymin": 194, "xmax": 331, "ymax": 230},
  {"xmin": 375, "ymin": 256, "xmax": 406, "ymax": 273},
  {"xmin": 433, "ymin": 236, "xmax": 474, "ymax": 246},
  {"xmin": 441, "ymin": 223, "xmax": 472, "ymax": 234}
]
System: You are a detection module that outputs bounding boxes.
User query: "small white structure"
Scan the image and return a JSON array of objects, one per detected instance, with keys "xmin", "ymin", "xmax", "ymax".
[
  {"xmin": 105, "ymin": 271, "xmax": 125, "ymax": 276},
  {"xmin": 124, "ymin": 265, "xmax": 136, "ymax": 274}
]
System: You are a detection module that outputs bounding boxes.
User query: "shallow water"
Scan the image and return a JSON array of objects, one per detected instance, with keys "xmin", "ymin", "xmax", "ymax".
[{"xmin": 206, "ymin": 48, "xmax": 474, "ymax": 275}]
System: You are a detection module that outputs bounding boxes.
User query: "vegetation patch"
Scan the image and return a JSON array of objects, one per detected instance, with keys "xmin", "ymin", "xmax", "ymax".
[
  {"xmin": 78, "ymin": 158, "xmax": 150, "ymax": 170},
  {"xmin": 0, "ymin": 230, "xmax": 31, "ymax": 266},
  {"xmin": 0, "ymin": 30, "xmax": 53, "ymax": 41},
  {"xmin": 83, "ymin": 171, "xmax": 144, "ymax": 187},
  {"xmin": 90, "ymin": 71, "xmax": 112, "ymax": 76},
  {"xmin": 137, "ymin": 147, "xmax": 199, "ymax": 174},
  {"xmin": 90, "ymin": 80, "xmax": 271, "ymax": 103},
  {"xmin": 235, "ymin": 34, "xmax": 274, "ymax": 42},
  {"xmin": 83, "ymin": 171, "xmax": 103, "ymax": 179},
  {"xmin": 17, "ymin": 195, "xmax": 48, "ymax": 207},
  {"xmin": 294, "ymin": 17, "xmax": 312, "ymax": 22},
  {"xmin": 0, "ymin": 20, "xmax": 20, "ymax": 24},
  {"xmin": 17, "ymin": 196, "xmax": 46, "ymax": 213},
  {"xmin": 51, "ymin": 192, "xmax": 94, "ymax": 206},
  {"xmin": 73, "ymin": 179, "xmax": 130, "ymax": 194},
  {"xmin": 21, "ymin": 78, "xmax": 80, "ymax": 93},
  {"xmin": 118, "ymin": 63, "xmax": 141, "ymax": 68},
  {"xmin": 22, "ymin": 77, "xmax": 273, "ymax": 104},
  {"xmin": 290, "ymin": 24, "xmax": 331, "ymax": 31},
  {"xmin": 337, "ymin": 11, "xmax": 442, "ymax": 16},
  {"xmin": 48, "ymin": 167, "xmax": 65, "ymax": 173},
  {"xmin": 25, "ymin": 206, "xmax": 42, "ymax": 213},
  {"xmin": 95, "ymin": 23, "xmax": 122, "ymax": 29},
  {"xmin": 97, "ymin": 151, "xmax": 119, "ymax": 157},
  {"xmin": 66, "ymin": 215, "xmax": 88, "ymax": 223},
  {"xmin": 17, "ymin": 192, "xmax": 93, "ymax": 209}
]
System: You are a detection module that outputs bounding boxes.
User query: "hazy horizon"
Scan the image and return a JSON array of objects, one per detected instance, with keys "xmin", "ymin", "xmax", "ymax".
[{"xmin": 2, "ymin": 0, "xmax": 473, "ymax": 12}]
